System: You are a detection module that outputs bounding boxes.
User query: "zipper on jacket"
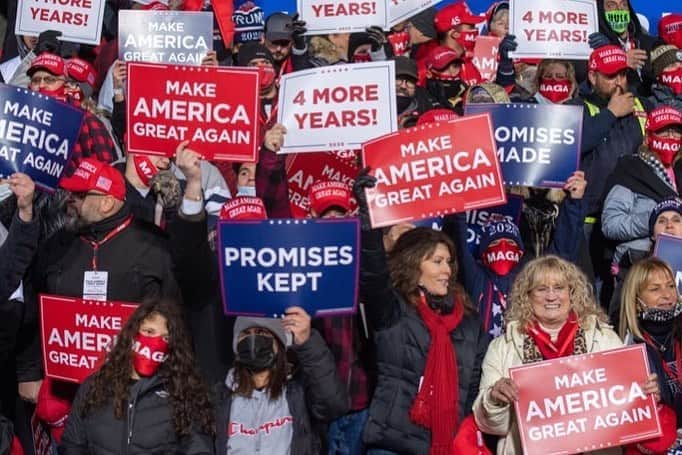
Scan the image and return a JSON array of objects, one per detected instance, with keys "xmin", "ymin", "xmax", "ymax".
[{"xmin": 127, "ymin": 400, "xmax": 135, "ymax": 448}]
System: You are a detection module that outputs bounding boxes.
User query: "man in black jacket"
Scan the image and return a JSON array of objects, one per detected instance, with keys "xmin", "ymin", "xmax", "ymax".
[{"xmin": 17, "ymin": 158, "xmax": 179, "ymax": 403}]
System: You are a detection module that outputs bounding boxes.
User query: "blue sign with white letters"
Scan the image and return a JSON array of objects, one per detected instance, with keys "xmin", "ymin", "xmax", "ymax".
[
  {"xmin": 464, "ymin": 103, "xmax": 583, "ymax": 188},
  {"xmin": 0, "ymin": 84, "xmax": 84, "ymax": 191},
  {"xmin": 218, "ymin": 218, "xmax": 360, "ymax": 317},
  {"xmin": 653, "ymin": 233, "xmax": 682, "ymax": 293},
  {"xmin": 466, "ymin": 194, "xmax": 524, "ymax": 256}
]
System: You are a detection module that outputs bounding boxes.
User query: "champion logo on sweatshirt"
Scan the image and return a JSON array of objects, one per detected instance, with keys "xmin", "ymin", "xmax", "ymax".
[{"xmin": 228, "ymin": 416, "xmax": 294, "ymax": 436}]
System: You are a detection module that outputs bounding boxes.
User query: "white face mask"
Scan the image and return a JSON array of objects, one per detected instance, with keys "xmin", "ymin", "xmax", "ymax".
[{"xmin": 237, "ymin": 185, "xmax": 257, "ymax": 197}]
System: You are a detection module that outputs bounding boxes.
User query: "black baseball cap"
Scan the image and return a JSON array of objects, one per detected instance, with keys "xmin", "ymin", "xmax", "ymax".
[
  {"xmin": 394, "ymin": 56, "xmax": 418, "ymax": 81},
  {"xmin": 264, "ymin": 12, "xmax": 293, "ymax": 42}
]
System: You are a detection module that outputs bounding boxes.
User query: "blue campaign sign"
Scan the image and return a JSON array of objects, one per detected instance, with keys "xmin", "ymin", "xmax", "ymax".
[
  {"xmin": 118, "ymin": 10, "xmax": 213, "ymax": 65},
  {"xmin": 653, "ymin": 233, "xmax": 682, "ymax": 293},
  {"xmin": 0, "ymin": 85, "xmax": 84, "ymax": 191},
  {"xmin": 466, "ymin": 194, "xmax": 524, "ymax": 256},
  {"xmin": 218, "ymin": 218, "xmax": 360, "ymax": 317},
  {"xmin": 464, "ymin": 103, "xmax": 582, "ymax": 188}
]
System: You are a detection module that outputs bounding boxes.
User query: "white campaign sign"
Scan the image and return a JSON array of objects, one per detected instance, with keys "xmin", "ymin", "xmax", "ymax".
[
  {"xmin": 15, "ymin": 0, "xmax": 106, "ymax": 45},
  {"xmin": 509, "ymin": 0, "xmax": 598, "ymax": 59},
  {"xmin": 388, "ymin": 0, "xmax": 444, "ymax": 28},
  {"xmin": 298, "ymin": 0, "xmax": 388, "ymax": 34},
  {"xmin": 277, "ymin": 61, "xmax": 397, "ymax": 154}
]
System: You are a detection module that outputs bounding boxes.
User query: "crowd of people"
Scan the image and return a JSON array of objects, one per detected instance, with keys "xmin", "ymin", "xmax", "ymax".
[{"xmin": 0, "ymin": 0, "xmax": 681, "ymax": 453}]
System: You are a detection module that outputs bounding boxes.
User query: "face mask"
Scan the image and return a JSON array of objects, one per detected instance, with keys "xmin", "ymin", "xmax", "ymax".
[
  {"xmin": 39, "ymin": 86, "xmax": 67, "ymax": 102},
  {"xmin": 427, "ymin": 78, "xmax": 468, "ymax": 108},
  {"xmin": 236, "ymin": 333, "xmax": 276, "ymax": 372},
  {"xmin": 259, "ymin": 66, "xmax": 276, "ymax": 91},
  {"xmin": 605, "ymin": 10, "xmax": 630, "ymax": 35},
  {"xmin": 396, "ymin": 95, "xmax": 415, "ymax": 114},
  {"xmin": 481, "ymin": 239, "xmax": 523, "ymax": 276},
  {"xmin": 64, "ymin": 85, "xmax": 84, "ymax": 106},
  {"xmin": 388, "ymin": 31, "xmax": 410, "ymax": 56},
  {"xmin": 638, "ymin": 299, "xmax": 682, "ymax": 322},
  {"xmin": 457, "ymin": 29, "xmax": 479, "ymax": 53},
  {"xmin": 352, "ymin": 52, "xmax": 372, "ymax": 63},
  {"xmin": 237, "ymin": 185, "xmax": 257, "ymax": 197},
  {"xmin": 132, "ymin": 155, "xmax": 159, "ymax": 187},
  {"xmin": 132, "ymin": 333, "xmax": 169, "ymax": 377},
  {"xmin": 660, "ymin": 67, "xmax": 682, "ymax": 96},
  {"xmin": 648, "ymin": 136, "xmax": 680, "ymax": 166},
  {"xmin": 538, "ymin": 78, "xmax": 572, "ymax": 103}
]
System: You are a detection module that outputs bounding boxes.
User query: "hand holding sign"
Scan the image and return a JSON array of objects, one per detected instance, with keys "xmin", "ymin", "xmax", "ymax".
[
  {"xmin": 8, "ymin": 173, "xmax": 36, "ymax": 222},
  {"xmin": 282, "ymin": 306, "xmax": 311, "ymax": 345},
  {"xmin": 112, "ymin": 59, "xmax": 126, "ymax": 90},
  {"xmin": 563, "ymin": 170, "xmax": 586, "ymax": 200},
  {"xmin": 489, "ymin": 377, "xmax": 519, "ymax": 406},
  {"xmin": 265, "ymin": 124, "xmax": 287, "ymax": 153}
]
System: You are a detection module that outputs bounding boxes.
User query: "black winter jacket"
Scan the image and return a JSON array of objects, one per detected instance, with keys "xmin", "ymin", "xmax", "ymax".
[
  {"xmin": 359, "ymin": 229, "xmax": 489, "ymax": 454},
  {"xmin": 0, "ymin": 212, "xmax": 39, "ymax": 304},
  {"xmin": 214, "ymin": 330, "xmax": 349, "ymax": 455},
  {"xmin": 60, "ymin": 375, "xmax": 214, "ymax": 454}
]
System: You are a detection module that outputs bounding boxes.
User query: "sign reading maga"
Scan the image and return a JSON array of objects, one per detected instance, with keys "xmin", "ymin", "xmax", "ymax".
[
  {"xmin": 510, "ymin": 345, "xmax": 661, "ymax": 455},
  {"xmin": 126, "ymin": 63, "xmax": 260, "ymax": 161},
  {"xmin": 362, "ymin": 114, "xmax": 506, "ymax": 228},
  {"xmin": 40, "ymin": 294, "xmax": 136, "ymax": 383}
]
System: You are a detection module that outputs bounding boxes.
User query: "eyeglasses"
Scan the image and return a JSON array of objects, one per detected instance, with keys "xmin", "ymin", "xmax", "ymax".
[
  {"xmin": 531, "ymin": 285, "xmax": 569, "ymax": 296},
  {"xmin": 30, "ymin": 75, "xmax": 65, "ymax": 86}
]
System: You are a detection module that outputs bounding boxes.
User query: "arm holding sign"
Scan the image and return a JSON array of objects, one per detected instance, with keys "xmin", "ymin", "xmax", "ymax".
[
  {"xmin": 257, "ymin": 124, "xmax": 292, "ymax": 218},
  {"xmin": 546, "ymin": 171, "xmax": 589, "ymax": 262},
  {"xmin": 441, "ymin": 213, "xmax": 488, "ymax": 298}
]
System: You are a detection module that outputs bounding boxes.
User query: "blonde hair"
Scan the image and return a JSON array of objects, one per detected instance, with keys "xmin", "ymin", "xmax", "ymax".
[
  {"xmin": 533, "ymin": 60, "xmax": 578, "ymax": 98},
  {"xmin": 507, "ymin": 255, "xmax": 607, "ymax": 333},
  {"xmin": 620, "ymin": 257, "xmax": 677, "ymax": 339}
]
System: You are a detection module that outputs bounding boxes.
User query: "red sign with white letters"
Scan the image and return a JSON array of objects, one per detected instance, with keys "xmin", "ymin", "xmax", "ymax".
[
  {"xmin": 509, "ymin": 345, "xmax": 661, "ymax": 455},
  {"xmin": 127, "ymin": 63, "xmax": 260, "ymax": 161},
  {"xmin": 40, "ymin": 294, "xmax": 137, "ymax": 383},
  {"xmin": 361, "ymin": 114, "xmax": 506, "ymax": 228},
  {"xmin": 472, "ymin": 35, "xmax": 501, "ymax": 82}
]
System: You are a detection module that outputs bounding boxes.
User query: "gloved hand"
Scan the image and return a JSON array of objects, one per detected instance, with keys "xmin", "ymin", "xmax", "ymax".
[
  {"xmin": 289, "ymin": 14, "xmax": 307, "ymax": 50},
  {"xmin": 352, "ymin": 167, "xmax": 377, "ymax": 231},
  {"xmin": 366, "ymin": 26, "xmax": 386, "ymax": 52},
  {"xmin": 588, "ymin": 32, "xmax": 611, "ymax": 50},
  {"xmin": 498, "ymin": 34, "xmax": 518, "ymax": 61},
  {"xmin": 35, "ymin": 30, "xmax": 62, "ymax": 55},
  {"xmin": 150, "ymin": 170, "xmax": 182, "ymax": 210}
]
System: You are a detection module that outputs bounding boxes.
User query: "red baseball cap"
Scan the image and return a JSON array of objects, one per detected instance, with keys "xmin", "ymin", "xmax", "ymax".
[
  {"xmin": 425, "ymin": 45, "xmax": 463, "ymax": 71},
  {"xmin": 588, "ymin": 45, "xmax": 628, "ymax": 76},
  {"xmin": 27, "ymin": 53, "xmax": 67, "ymax": 77},
  {"xmin": 308, "ymin": 181, "xmax": 352, "ymax": 216},
  {"xmin": 219, "ymin": 196, "xmax": 267, "ymax": 220},
  {"xmin": 59, "ymin": 158, "xmax": 126, "ymax": 201},
  {"xmin": 434, "ymin": 1, "xmax": 482, "ymax": 33},
  {"xmin": 658, "ymin": 14, "xmax": 682, "ymax": 48},
  {"xmin": 646, "ymin": 106, "xmax": 682, "ymax": 133},
  {"xmin": 417, "ymin": 108, "xmax": 459, "ymax": 125},
  {"xmin": 65, "ymin": 58, "xmax": 97, "ymax": 88}
]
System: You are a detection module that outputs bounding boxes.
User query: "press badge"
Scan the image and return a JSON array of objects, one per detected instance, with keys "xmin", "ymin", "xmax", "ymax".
[{"xmin": 83, "ymin": 271, "xmax": 108, "ymax": 301}]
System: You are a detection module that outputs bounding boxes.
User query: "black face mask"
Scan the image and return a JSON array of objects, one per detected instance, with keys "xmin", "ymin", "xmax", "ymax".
[
  {"xmin": 426, "ymin": 79, "xmax": 468, "ymax": 109},
  {"xmin": 397, "ymin": 95, "xmax": 415, "ymax": 114},
  {"xmin": 418, "ymin": 286, "xmax": 454, "ymax": 314},
  {"xmin": 236, "ymin": 334, "xmax": 276, "ymax": 372}
]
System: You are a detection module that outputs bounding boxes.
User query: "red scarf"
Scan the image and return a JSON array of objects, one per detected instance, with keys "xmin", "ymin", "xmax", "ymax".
[
  {"xmin": 527, "ymin": 311, "xmax": 579, "ymax": 360},
  {"xmin": 410, "ymin": 294, "xmax": 463, "ymax": 455}
]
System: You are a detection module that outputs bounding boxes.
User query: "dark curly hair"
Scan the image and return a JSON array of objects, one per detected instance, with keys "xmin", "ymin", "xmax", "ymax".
[
  {"xmin": 77, "ymin": 299, "xmax": 214, "ymax": 436},
  {"xmin": 388, "ymin": 227, "xmax": 474, "ymax": 313}
]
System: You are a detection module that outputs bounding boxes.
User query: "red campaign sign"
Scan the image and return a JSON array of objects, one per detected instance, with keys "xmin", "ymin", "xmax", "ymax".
[
  {"xmin": 285, "ymin": 151, "xmax": 358, "ymax": 218},
  {"xmin": 126, "ymin": 63, "xmax": 260, "ymax": 162},
  {"xmin": 361, "ymin": 114, "xmax": 506, "ymax": 228},
  {"xmin": 472, "ymin": 35, "xmax": 501, "ymax": 82},
  {"xmin": 40, "ymin": 294, "xmax": 137, "ymax": 384},
  {"xmin": 510, "ymin": 345, "xmax": 661, "ymax": 455}
]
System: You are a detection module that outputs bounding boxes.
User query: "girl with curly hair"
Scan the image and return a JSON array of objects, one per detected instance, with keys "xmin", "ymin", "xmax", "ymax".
[
  {"xmin": 472, "ymin": 255, "xmax": 659, "ymax": 454},
  {"xmin": 60, "ymin": 299, "xmax": 215, "ymax": 454}
]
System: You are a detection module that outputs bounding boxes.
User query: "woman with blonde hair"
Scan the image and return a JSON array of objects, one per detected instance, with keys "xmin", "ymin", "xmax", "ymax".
[
  {"xmin": 473, "ymin": 255, "xmax": 658, "ymax": 454},
  {"xmin": 620, "ymin": 257, "xmax": 682, "ymax": 423}
]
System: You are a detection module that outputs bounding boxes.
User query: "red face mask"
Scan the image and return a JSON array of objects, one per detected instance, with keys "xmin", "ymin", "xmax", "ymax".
[
  {"xmin": 353, "ymin": 52, "xmax": 372, "ymax": 63},
  {"xmin": 538, "ymin": 78, "xmax": 572, "ymax": 103},
  {"xmin": 259, "ymin": 65, "xmax": 276, "ymax": 91},
  {"xmin": 457, "ymin": 29, "xmax": 479, "ymax": 53},
  {"xmin": 132, "ymin": 155, "xmax": 159, "ymax": 187},
  {"xmin": 648, "ymin": 135, "xmax": 681, "ymax": 167},
  {"xmin": 39, "ymin": 86, "xmax": 67, "ymax": 103},
  {"xmin": 132, "ymin": 333, "xmax": 169, "ymax": 377},
  {"xmin": 660, "ymin": 67, "xmax": 682, "ymax": 96},
  {"xmin": 388, "ymin": 31, "xmax": 410, "ymax": 56},
  {"xmin": 481, "ymin": 239, "xmax": 523, "ymax": 276}
]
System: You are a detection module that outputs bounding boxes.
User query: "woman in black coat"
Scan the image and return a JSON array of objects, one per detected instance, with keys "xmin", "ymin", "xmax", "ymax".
[{"xmin": 60, "ymin": 299, "xmax": 214, "ymax": 454}]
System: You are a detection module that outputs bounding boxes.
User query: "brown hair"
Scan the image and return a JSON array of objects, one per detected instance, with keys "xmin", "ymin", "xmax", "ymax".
[
  {"xmin": 232, "ymin": 334, "xmax": 289, "ymax": 401},
  {"xmin": 387, "ymin": 227, "xmax": 474, "ymax": 313}
]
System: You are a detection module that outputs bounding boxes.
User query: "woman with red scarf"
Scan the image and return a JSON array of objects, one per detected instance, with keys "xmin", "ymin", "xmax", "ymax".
[
  {"xmin": 472, "ymin": 255, "xmax": 659, "ymax": 454},
  {"xmin": 353, "ymin": 170, "xmax": 489, "ymax": 455}
]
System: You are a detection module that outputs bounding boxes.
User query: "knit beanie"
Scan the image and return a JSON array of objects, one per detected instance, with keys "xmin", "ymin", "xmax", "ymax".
[
  {"xmin": 649, "ymin": 197, "xmax": 682, "ymax": 234},
  {"xmin": 478, "ymin": 216, "xmax": 523, "ymax": 255},
  {"xmin": 651, "ymin": 44, "xmax": 682, "ymax": 79}
]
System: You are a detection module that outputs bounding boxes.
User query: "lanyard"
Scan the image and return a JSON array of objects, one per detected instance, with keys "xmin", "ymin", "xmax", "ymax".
[
  {"xmin": 259, "ymin": 103, "xmax": 278, "ymax": 130},
  {"xmin": 642, "ymin": 332, "xmax": 682, "ymax": 384},
  {"xmin": 80, "ymin": 215, "xmax": 133, "ymax": 270}
]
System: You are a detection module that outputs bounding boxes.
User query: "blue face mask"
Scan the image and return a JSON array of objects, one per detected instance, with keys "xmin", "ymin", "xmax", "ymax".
[{"xmin": 237, "ymin": 185, "xmax": 257, "ymax": 197}]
